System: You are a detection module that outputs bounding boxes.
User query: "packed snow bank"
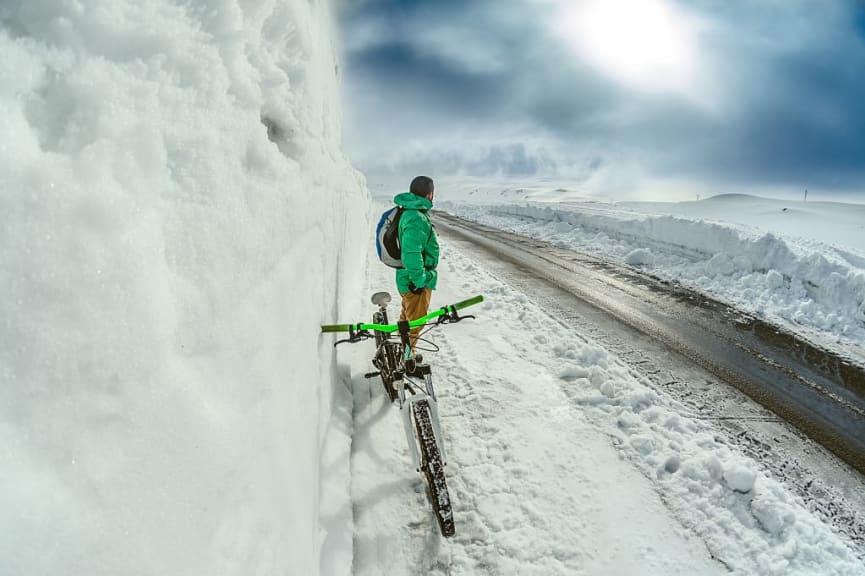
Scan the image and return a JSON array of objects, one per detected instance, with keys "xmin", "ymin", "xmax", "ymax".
[
  {"xmin": 0, "ymin": 1, "xmax": 366, "ymax": 575},
  {"xmin": 442, "ymin": 196, "xmax": 865, "ymax": 363}
]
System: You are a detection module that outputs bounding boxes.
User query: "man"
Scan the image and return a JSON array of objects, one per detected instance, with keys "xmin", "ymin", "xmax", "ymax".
[{"xmin": 394, "ymin": 175, "xmax": 439, "ymax": 352}]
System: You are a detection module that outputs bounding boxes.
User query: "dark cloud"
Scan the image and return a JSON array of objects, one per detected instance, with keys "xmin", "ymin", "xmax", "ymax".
[
  {"xmin": 656, "ymin": 2, "xmax": 865, "ymax": 188},
  {"xmin": 338, "ymin": 0, "xmax": 865, "ymax": 197},
  {"xmin": 349, "ymin": 44, "xmax": 510, "ymax": 121}
]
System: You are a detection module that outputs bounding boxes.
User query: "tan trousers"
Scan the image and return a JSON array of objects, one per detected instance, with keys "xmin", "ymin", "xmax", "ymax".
[{"xmin": 399, "ymin": 287, "xmax": 432, "ymax": 350}]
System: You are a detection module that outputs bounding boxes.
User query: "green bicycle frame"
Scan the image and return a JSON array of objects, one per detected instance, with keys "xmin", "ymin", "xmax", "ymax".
[{"xmin": 321, "ymin": 295, "xmax": 484, "ymax": 333}]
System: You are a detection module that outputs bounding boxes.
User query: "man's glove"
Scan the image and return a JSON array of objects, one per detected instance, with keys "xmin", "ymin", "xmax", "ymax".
[{"xmin": 408, "ymin": 282, "xmax": 425, "ymax": 295}]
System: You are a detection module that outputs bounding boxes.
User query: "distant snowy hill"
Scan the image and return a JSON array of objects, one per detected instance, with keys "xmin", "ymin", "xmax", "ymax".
[{"xmin": 1, "ymin": 1, "xmax": 366, "ymax": 575}]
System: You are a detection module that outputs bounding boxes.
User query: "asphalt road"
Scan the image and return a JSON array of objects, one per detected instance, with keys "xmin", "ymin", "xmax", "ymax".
[{"xmin": 435, "ymin": 211, "xmax": 865, "ymax": 545}]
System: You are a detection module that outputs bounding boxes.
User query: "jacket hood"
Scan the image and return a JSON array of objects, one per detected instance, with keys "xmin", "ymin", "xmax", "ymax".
[{"xmin": 394, "ymin": 192, "xmax": 433, "ymax": 210}]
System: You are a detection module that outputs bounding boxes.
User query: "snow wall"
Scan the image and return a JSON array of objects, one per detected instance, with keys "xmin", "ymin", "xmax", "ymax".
[{"xmin": 0, "ymin": 1, "xmax": 367, "ymax": 574}]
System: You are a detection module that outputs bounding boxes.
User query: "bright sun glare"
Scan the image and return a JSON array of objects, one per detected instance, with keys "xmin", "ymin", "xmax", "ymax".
[{"xmin": 557, "ymin": 0, "xmax": 699, "ymax": 96}]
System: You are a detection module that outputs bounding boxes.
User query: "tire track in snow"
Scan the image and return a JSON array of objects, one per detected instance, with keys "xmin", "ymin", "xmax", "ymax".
[{"xmin": 350, "ymin": 242, "xmax": 725, "ymax": 575}]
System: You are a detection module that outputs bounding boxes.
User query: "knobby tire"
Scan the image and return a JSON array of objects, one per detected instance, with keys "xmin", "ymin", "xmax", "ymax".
[{"xmin": 413, "ymin": 399, "xmax": 455, "ymax": 537}]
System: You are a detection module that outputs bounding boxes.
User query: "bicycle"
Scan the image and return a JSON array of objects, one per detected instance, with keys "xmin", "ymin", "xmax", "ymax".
[{"xmin": 321, "ymin": 294, "xmax": 484, "ymax": 537}]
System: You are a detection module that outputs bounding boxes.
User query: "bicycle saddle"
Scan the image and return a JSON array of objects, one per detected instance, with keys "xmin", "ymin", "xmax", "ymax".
[{"xmin": 371, "ymin": 291, "xmax": 392, "ymax": 306}]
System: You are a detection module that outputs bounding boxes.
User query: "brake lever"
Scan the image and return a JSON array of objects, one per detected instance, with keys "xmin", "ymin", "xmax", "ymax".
[
  {"xmin": 334, "ymin": 325, "xmax": 372, "ymax": 347},
  {"xmin": 436, "ymin": 306, "xmax": 476, "ymax": 324}
]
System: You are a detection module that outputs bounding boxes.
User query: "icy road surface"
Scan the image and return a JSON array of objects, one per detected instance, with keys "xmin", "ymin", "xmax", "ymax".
[{"xmin": 433, "ymin": 213, "xmax": 865, "ymax": 477}]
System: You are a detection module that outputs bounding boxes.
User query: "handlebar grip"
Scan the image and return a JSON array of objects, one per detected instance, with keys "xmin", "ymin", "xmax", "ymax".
[
  {"xmin": 452, "ymin": 295, "xmax": 484, "ymax": 310},
  {"xmin": 321, "ymin": 324, "xmax": 351, "ymax": 333}
]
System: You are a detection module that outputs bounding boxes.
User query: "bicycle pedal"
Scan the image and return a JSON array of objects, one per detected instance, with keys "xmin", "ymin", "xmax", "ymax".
[{"xmin": 364, "ymin": 371, "xmax": 381, "ymax": 379}]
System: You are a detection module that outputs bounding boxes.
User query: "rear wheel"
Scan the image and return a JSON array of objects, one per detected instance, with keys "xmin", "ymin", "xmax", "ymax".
[
  {"xmin": 383, "ymin": 343, "xmax": 400, "ymax": 401},
  {"xmin": 372, "ymin": 312, "xmax": 399, "ymax": 402},
  {"xmin": 413, "ymin": 399, "xmax": 455, "ymax": 537},
  {"xmin": 374, "ymin": 342, "xmax": 399, "ymax": 402}
]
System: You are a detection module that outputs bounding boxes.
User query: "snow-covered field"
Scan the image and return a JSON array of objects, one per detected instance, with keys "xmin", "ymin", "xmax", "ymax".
[
  {"xmin": 439, "ymin": 187, "xmax": 865, "ymax": 365},
  {"xmin": 348, "ymin": 235, "xmax": 865, "ymax": 575}
]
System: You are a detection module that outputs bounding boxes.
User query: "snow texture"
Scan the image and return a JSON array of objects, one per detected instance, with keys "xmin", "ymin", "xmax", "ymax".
[
  {"xmin": 4, "ymin": 2, "xmax": 864, "ymax": 574},
  {"xmin": 441, "ymin": 193, "xmax": 865, "ymax": 364},
  {"xmin": 0, "ymin": 2, "xmax": 366, "ymax": 575},
  {"xmin": 350, "ymin": 231, "xmax": 864, "ymax": 575}
]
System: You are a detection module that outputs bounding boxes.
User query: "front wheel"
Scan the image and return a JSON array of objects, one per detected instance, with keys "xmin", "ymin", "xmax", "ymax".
[{"xmin": 413, "ymin": 399, "xmax": 455, "ymax": 537}]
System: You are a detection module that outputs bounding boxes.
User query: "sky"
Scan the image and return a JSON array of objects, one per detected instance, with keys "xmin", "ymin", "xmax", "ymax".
[{"xmin": 336, "ymin": 0, "xmax": 865, "ymax": 201}]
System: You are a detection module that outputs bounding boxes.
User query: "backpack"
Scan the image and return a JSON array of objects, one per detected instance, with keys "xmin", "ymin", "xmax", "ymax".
[{"xmin": 375, "ymin": 206, "xmax": 404, "ymax": 268}]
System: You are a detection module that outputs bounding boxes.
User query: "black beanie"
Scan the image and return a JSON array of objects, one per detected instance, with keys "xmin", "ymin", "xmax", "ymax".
[{"xmin": 410, "ymin": 175, "xmax": 434, "ymax": 197}]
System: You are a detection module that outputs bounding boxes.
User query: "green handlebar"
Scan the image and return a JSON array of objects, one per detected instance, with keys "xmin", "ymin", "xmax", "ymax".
[{"xmin": 321, "ymin": 294, "xmax": 484, "ymax": 334}]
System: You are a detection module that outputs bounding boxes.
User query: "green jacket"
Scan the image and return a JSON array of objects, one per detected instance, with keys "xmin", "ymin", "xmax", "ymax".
[{"xmin": 394, "ymin": 192, "xmax": 439, "ymax": 294}]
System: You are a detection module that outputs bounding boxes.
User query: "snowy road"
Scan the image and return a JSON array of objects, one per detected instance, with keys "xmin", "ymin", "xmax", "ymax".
[
  {"xmin": 346, "ymin": 219, "xmax": 865, "ymax": 575},
  {"xmin": 434, "ymin": 213, "xmax": 865, "ymax": 479},
  {"xmin": 434, "ymin": 211, "xmax": 865, "ymax": 546},
  {"xmin": 349, "ymin": 250, "xmax": 725, "ymax": 575}
]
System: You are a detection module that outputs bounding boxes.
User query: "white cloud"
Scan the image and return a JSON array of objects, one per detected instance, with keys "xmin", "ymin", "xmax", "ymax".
[{"xmin": 551, "ymin": 0, "xmax": 711, "ymax": 103}]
